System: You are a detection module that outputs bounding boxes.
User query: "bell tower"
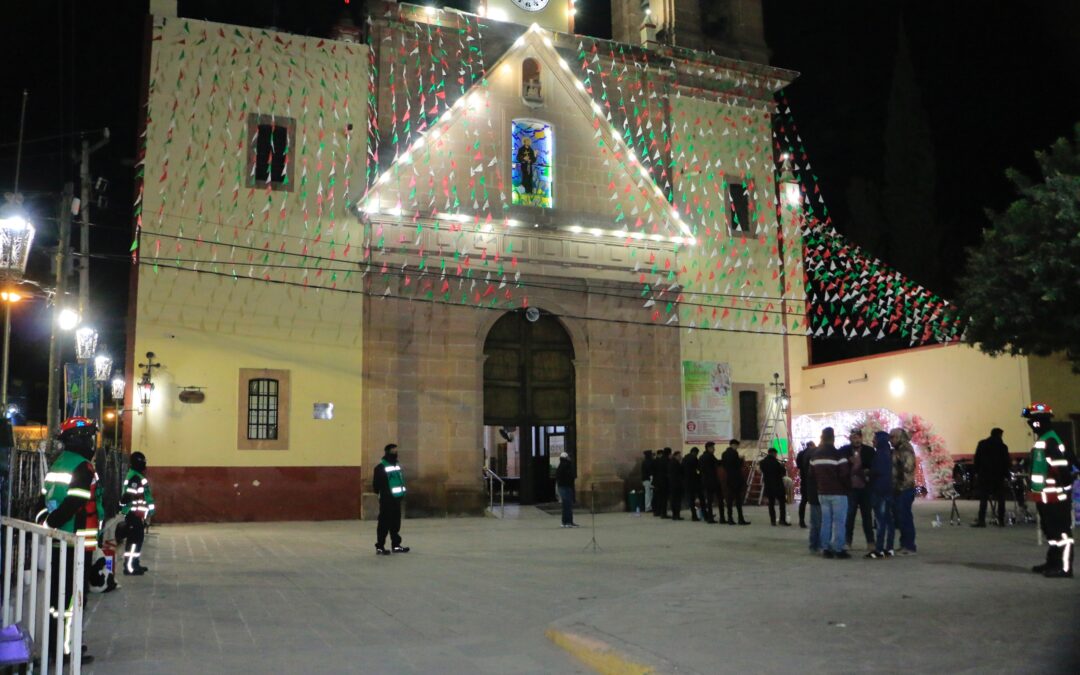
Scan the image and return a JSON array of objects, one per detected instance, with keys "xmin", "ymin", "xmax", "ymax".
[{"xmin": 611, "ymin": 0, "xmax": 768, "ymax": 63}]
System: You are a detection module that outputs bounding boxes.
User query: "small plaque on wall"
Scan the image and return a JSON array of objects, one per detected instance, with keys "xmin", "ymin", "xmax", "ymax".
[
  {"xmin": 313, "ymin": 403, "xmax": 334, "ymax": 420},
  {"xmin": 179, "ymin": 388, "xmax": 205, "ymax": 404}
]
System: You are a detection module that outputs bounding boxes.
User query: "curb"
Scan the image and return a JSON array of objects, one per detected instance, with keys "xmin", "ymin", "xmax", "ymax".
[{"xmin": 545, "ymin": 627, "xmax": 656, "ymax": 675}]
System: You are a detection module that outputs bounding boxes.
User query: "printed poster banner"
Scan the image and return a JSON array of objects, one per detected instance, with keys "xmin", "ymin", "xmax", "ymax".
[
  {"xmin": 682, "ymin": 361, "xmax": 733, "ymax": 444},
  {"xmin": 64, "ymin": 363, "xmax": 102, "ymax": 421}
]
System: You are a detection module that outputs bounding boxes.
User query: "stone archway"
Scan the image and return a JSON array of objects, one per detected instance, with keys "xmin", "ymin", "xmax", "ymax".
[{"xmin": 483, "ymin": 310, "xmax": 576, "ymax": 504}]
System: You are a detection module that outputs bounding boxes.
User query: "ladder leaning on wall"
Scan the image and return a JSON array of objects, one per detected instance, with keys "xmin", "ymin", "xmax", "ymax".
[{"xmin": 744, "ymin": 374, "xmax": 791, "ymax": 505}]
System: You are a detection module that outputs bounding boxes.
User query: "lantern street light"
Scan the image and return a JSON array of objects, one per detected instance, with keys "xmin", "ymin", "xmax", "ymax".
[
  {"xmin": 93, "ymin": 353, "xmax": 113, "ymax": 433},
  {"xmin": 110, "ymin": 374, "xmax": 125, "ymax": 448},
  {"xmin": 75, "ymin": 327, "xmax": 98, "ymax": 362},
  {"xmin": 0, "ymin": 213, "xmax": 35, "ymax": 412},
  {"xmin": 137, "ymin": 352, "xmax": 161, "ymax": 409}
]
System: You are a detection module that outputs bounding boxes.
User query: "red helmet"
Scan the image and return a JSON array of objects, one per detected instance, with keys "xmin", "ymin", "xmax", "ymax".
[
  {"xmin": 60, "ymin": 417, "xmax": 98, "ymax": 436},
  {"xmin": 1022, "ymin": 402, "xmax": 1053, "ymax": 418}
]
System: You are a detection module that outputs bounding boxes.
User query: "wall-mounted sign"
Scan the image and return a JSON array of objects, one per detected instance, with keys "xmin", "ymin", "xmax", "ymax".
[
  {"xmin": 179, "ymin": 388, "xmax": 206, "ymax": 404},
  {"xmin": 313, "ymin": 403, "xmax": 334, "ymax": 420}
]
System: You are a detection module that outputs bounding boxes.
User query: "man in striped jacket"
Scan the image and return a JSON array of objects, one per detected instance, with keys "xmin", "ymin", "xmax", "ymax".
[{"xmin": 810, "ymin": 427, "xmax": 851, "ymax": 558}]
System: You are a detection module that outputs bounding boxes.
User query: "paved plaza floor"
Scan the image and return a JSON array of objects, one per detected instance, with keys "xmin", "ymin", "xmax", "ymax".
[{"xmin": 81, "ymin": 500, "xmax": 1078, "ymax": 674}]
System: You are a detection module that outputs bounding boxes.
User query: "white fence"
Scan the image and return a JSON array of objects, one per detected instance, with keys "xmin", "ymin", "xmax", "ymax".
[{"xmin": 1, "ymin": 516, "xmax": 85, "ymax": 674}]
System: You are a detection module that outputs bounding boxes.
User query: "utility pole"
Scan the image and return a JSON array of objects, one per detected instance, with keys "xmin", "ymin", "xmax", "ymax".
[
  {"xmin": 46, "ymin": 183, "xmax": 74, "ymax": 448},
  {"xmin": 77, "ymin": 130, "xmax": 109, "ymax": 419}
]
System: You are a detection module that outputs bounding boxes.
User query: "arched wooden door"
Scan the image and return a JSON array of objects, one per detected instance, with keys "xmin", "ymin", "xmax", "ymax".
[{"xmin": 483, "ymin": 311, "xmax": 575, "ymax": 504}]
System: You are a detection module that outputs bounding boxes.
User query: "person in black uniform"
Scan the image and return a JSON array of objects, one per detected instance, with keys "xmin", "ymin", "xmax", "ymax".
[
  {"xmin": 1023, "ymin": 404, "xmax": 1075, "ymax": 578},
  {"xmin": 372, "ymin": 443, "xmax": 410, "ymax": 555},
  {"xmin": 721, "ymin": 440, "xmax": 750, "ymax": 525},
  {"xmin": 760, "ymin": 448, "xmax": 791, "ymax": 526},
  {"xmin": 682, "ymin": 447, "xmax": 704, "ymax": 521},
  {"xmin": 796, "ymin": 441, "xmax": 816, "ymax": 528},
  {"xmin": 668, "ymin": 450, "xmax": 685, "ymax": 520},
  {"xmin": 699, "ymin": 442, "xmax": 720, "ymax": 523},
  {"xmin": 972, "ymin": 427, "xmax": 1010, "ymax": 527},
  {"xmin": 652, "ymin": 448, "xmax": 670, "ymax": 518}
]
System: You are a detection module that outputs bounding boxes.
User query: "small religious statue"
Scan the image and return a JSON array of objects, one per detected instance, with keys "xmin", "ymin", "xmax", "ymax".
[{"xmin": 516, "ymin": 136, "xmax": 537, "ymax": 195}]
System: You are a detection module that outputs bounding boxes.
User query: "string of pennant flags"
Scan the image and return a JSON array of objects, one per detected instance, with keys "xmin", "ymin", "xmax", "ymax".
[{"xmin": 131, "ymin": 9, "xmax": 960, "ymax": 346}]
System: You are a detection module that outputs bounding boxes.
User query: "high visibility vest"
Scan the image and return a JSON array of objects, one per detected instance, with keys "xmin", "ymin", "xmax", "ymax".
[
  {"xmin": 1030, "ymin": 431, "xmax": 1071, "ymax": 504},
  {"xmin": 42, "ymin": 451, "xmax": 99, "ymax": 549},
  {"xmin": 121, "ymin": 469, "xmax": 155, "ymax": 520},
  {"xmin": 381, "ymin": 459, "xmax": 407, "ymax": 499}
]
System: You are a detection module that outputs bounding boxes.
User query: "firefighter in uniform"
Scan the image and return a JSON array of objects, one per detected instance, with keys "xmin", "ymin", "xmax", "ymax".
[
  {"xmin": 39, "ymin": 417, "xmax": 99, "ymax": 664},
  {"xmin": 373, "ymin": 443, "xmax": 410, "ymax": 555},
  {"xmin": 119, "ymin": 451, "xmax": 154, "ymax": 575},
  {"xmin": 1024, "ymin": 403, "xmax": 1076, "ymax": 578}
]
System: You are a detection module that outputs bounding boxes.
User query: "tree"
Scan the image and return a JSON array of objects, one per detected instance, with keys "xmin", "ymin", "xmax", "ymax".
[{"xmin": 957, "ymin": 124, "xmax": 1080, "ymax": 370}]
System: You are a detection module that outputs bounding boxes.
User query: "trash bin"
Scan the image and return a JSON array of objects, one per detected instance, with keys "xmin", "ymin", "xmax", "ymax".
[{"xmin": 627, "ymin": 489, "xmax": 643, "ymax": 514}]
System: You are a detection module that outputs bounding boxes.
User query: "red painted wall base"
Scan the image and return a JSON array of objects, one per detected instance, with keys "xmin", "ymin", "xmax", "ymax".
[{"xmin": 149, "ymin": 466, "xmax": 363, "ymax": 522}]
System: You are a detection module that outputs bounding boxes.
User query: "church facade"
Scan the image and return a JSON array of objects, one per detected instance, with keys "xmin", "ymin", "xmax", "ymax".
[{"xmin": 124, "ymin": 0, "xmax": 827, "ymax": 522}]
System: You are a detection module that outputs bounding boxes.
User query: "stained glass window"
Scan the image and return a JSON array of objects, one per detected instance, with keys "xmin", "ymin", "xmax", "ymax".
[{"xmin": 511, "ymin": 119, "xmax": 553, "ymax": 208}]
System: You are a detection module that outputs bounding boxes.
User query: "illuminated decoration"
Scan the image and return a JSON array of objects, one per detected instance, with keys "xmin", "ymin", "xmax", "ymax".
[
  {"xmin": 93, "ymin": 354, "xmax": 113, "ymax": 383},
  {"xmin": 75, "ymin": 327, "xmax": 98, "ymax": 362},
  {"xmin": 511, "ymin": 119, "xmax": 553, "ymax": 208},
  {"xmin": 793, "ymin": 408, "xmax": 952, "ymax": 498},
  {"xmin": 0, "ymin": 215, "xmax": 35, "ymax": 277},
  {"xmin": 111, "ymin": 376, "xmax": 125, "ymax": 401},
  {"xmin": 773, "ymin": 98, "xmax": 962, "ymax": 345},
  {"xmin": 132, "ymin": 7, "xmax": 955, "ymax": 348}
]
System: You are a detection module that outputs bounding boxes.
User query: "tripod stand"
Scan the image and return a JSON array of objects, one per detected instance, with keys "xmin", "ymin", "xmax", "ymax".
[{"xmin": 583, "ymin": 484, "xmax": 601, "ymax": 553}]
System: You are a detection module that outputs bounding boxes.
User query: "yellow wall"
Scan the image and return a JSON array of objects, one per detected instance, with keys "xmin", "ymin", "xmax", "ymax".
[
  {"xmin": 1027, "ymin": 353, "xmax": 1080, "ymax": 421},
  {"xmin": 134, "ymin": 17, "xmax": 369, "ymax": 468},
  {"xmin": 792, "ymin": 343, "xmax": 1033, "ymax": 456}
]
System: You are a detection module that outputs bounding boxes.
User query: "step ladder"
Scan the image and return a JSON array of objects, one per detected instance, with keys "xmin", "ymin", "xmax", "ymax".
[{"xmin": 745, "ymin": 374, "xmax": 791, "ymax": 505}]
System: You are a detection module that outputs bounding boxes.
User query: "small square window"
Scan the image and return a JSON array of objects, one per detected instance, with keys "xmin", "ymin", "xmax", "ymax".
[
  {"xmin": 247, "ymin": 114, "xmax": 294, "ymax": 191},
  {"xmin": 727, "ymin": 177, "xmax": 751, "ymax": 234}
]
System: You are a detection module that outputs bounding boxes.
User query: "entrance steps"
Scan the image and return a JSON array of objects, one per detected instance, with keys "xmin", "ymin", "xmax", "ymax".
[{"xmin": 484, "ymin": 504, "xmax": 558, "ymax": 520}]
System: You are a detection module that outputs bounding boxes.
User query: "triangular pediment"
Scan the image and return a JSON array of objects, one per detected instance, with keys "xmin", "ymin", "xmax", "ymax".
[{"xmin": 360, "ymin": 25, "xmax": 693, "ymax": 244}]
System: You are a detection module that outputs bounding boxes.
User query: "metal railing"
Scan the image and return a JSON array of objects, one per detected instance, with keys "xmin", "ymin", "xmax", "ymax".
[
  {"xmin": 482, "ymin": 466, "xmax": 505, "ymax": 518},
  {"xmin": 2, "ymin": 516, "xmax": 85, "ymax": 674}
]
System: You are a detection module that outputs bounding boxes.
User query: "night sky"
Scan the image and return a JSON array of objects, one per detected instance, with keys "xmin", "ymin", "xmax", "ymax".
[{"xmin": 1, "ymin": 0, "xmax": 1077, "ymax": 421}]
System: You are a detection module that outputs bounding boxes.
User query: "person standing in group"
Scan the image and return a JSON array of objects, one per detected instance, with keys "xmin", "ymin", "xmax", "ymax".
[
  {"xmin": 556, "ymin": 452, "xmax": 579, "ymax": 528},
  {"xmin": 641, "ymin": 450, "xmax": 655, "ymax": 514},
  {"xmin": 668, "ymin": 450, "xmax": 685, "ymax": 520},
  {"xmin": 119, "ymin": 451, "xmax": 154, "ymax": 575},
  {"xmin": 890, "ymin": 428, "xmax": 918, "ymax": 555},
  {"xmin": 796, "ymin": 441, "xmax": 816, "ymax": 528},
  {"xmin": 721, "ymin": 440, "xmax": 750, "ymax": 525},
  {"xmin": 972, "ymin": 428, "xmax": 1010, "ymax": 527},
  {"xmin": 683, "ymin": 447, "xmax": 704, "ymax": 521},
  {"xmin": 699, "ymin": 442, "xmax": 720, "ymax": 523},
  {"xmin": 842, "ymin": 429, "xmax": 875, "ymax": 552},
  {"xmin": 40, "ymin": 417, "xmax": 101, "ymax": 665},
  {"xmin": 867, "ymin": 430, "xmax": 895, "ymax": 558},
  {"xmin": 798, "ymin": 441, "xmax": 822, "ymax": 551},
  {"xmin": 760, "ymin": 448, "xmax": 791, "ymax": 526},
  {"xmin": 653, "ymin": 448, "xmax": 670, "ymax": 518},
  {"xmin": 1023, "ymin": 403, "xmax": 1075, "ymax": 578},
  {"xmin": 810, "ymin": 427, "xmax": 850, "ymax": 559},
  {"xmin": 373, "ymin": 443, "xmax": 411, "ymax": 555}
]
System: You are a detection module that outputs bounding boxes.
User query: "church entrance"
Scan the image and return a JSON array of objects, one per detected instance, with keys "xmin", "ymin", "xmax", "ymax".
[{"xmin": 483, "ymin": 310, "xmax": 576, "ymax": 505}]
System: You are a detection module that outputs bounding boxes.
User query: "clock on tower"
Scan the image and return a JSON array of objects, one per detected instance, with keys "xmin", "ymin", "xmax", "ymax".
[{"xmin": 481, "ymin": 0, "xmax": 570, "ymax": 33}]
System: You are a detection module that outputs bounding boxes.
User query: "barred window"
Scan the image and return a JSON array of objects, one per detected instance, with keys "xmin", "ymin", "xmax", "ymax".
[
  {"xmin": 238, "ymin": 369, "xmax": 289, "ymax": 450},
  {"xmin": 247, "ymin": 113, "xmax": 295, "ymax": 191},
  {"xmin": 247, "ymin": 378, "xmax": 279, "ymax": 440}
]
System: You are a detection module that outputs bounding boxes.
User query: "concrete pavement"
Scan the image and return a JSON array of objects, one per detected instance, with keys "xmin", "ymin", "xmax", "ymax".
[{"xmin": 81, "ymin": 500, "xmax": 1078, "ymax": 674}]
